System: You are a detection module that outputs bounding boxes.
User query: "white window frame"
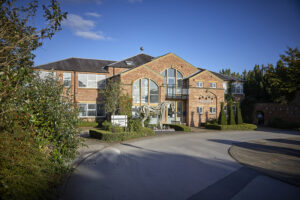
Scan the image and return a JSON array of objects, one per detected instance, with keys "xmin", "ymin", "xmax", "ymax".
[
  {"xmin": 197, "ymin": 106, "xmax": 203, "ymax": 114},
  {"xmin": 78, "ymin": 103, "xmax": 105, "ymax": 117},
  {"xmin": 63, "ymin": 72, "xmax": 72, "ymax": 87},
  {"xmin": 78, "ymin": 73, "xmax": 106, "ymax": 89},
  {"xmin": 196, "ymin": 82, "xmax": 203, "ymax": 88},
  {"xmin": 210, "ymin": 107, "xmax": 216, "ymax": 114},
  {"xmin": 210, "ymin": 82, "xmax": 216, "ymax": 88}
]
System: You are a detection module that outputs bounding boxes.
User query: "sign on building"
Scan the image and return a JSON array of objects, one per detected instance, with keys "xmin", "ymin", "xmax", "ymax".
[{"xmin": 111, "ymin": 115, "xmax": 128, "ymax": 127}]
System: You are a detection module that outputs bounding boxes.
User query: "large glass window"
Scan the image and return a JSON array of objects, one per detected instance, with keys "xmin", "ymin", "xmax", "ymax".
[
  {"xmin": 78, "ymin": 103, "xmax": 105, "ymax": 117},
  {"xmin": 38, "ymin": 71, "xmax": 56, "ymax": 80},
  {"xmin": 161, "ymin": 68, "xmax": 183, "ymax": 86},
  {"xmin": 78, "ymin": 73, "xmax": 106, "ymax": 89},
  {"xmin": 132, "ymin": 78, "xmax": 159, "ymax": 105},
  {"xmin": 63, "ymin": 72, "xmax": 71, "ymax": 87}
]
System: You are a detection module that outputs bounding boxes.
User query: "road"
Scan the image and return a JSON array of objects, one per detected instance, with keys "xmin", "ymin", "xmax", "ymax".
[{"xmin": 61, "ymin": 129, "xmax": 300, "ymax": 200}]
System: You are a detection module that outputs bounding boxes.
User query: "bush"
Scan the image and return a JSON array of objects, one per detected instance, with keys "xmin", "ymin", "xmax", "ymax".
[
  {"xmin": 235, "ymin": 102, "xmax": 243, "ymax": 124},
  {"xmin": 218, "ymin": 102, "xmax": 227, "ymax": 125},
  {"xmin": 205, "ymin": 123, "xmax": 257, "ymax": 130},
  {"xmin": 0, "ymin": 131, "xmax": 63, "ymax": 200},
  {"xmin": 128, "ymin": 118, "xmax": 143, "ymax": 132},
  {"xmin": 89, "ymin": 127, "xmax": 155, "ymax": 142},
  {"xmin": 111, "ymin": 125, "xmax": 124, "ymax": 133},
  {"xmin": 101, "ymin": 120, "xmax": 112, "ymax": 131},
  {"xmin": 268, "ymin": 118, "xmax": 299, "ymax": 130},
  {"xmin": 77, "ymin": 120, "xmax": 98, "ymax": 128},
  {"xmin": 166, "ymin": 124, "xmax": 192, "ymax": 132},
  {"xmin": 227, "ymin": 100, "xmax": 236, "ymax": 125}
]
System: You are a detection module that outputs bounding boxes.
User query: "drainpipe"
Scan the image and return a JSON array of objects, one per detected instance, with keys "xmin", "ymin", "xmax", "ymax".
[{"xmin": 73, "ymin": 71, "xmax": 76, "ymax": 103}]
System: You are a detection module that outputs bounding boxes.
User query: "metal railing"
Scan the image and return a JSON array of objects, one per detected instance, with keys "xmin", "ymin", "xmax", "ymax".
[{"xmin": 165, "ymin": 85, "xmax": 189, "ymax": 99}]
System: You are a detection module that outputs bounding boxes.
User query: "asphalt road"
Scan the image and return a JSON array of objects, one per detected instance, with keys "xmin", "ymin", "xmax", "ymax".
[{"xmin": 61, "ymin": 129, "xmax": 300, "ymax": 200}]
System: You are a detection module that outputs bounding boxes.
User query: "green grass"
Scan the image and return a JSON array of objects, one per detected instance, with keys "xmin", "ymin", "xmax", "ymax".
[
  {"xmin": 89, "ymin": 127, "xmax": 155, "ymax": 142},
  {"xmin": 165, "ymin": 124, "xmax": 192, "ymax": 132},
  {"xmin": 205, "ymin": 123, "xmax": 257, "ymax": 130}
]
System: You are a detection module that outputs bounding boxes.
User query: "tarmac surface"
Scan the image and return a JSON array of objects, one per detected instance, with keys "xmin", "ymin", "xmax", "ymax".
[{"xmin": 61, "ymin": 128, "xmax": 300, "ymax": 200}]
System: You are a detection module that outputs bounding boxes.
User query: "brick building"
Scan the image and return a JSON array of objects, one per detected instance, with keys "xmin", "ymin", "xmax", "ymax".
[{"xmin": 35, "ymin": 53, "xmax": 244, "ymax": 127}]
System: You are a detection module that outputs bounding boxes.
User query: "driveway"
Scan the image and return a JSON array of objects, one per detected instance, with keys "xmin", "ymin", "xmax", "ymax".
[{"xmin": 61, "ymin": 129, "xmax": 300, "ymax": 200}]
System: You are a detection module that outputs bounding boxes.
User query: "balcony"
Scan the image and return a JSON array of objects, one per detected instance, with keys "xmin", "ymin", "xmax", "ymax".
[{"xmin": 165, "ymin": 85, "xmax": 189, "ymax": 100}]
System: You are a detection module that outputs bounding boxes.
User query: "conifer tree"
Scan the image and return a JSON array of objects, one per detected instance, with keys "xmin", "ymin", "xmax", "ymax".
[
  {"xmin": 235, "ymin": 102, "xmax": 243, "ymax": 124},
  {"xmin": 218, "ymin": 102, "xmax": 227, "ymax": 125},
  {"xmin": 227, "ymin": 100, "xmax": 236, "ymax": 125}
]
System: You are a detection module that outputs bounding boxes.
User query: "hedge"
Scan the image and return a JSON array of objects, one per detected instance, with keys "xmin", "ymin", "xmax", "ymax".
[
  {"xmin": 268, "ymin": 118, "xmax": 300, "ymax": 130},
  {"xmin": 165, "ymin": 124, "xmax": 192, "ymax": 132},
  {"xmin": 76, "ymin": 121, "xmax": 98, "ymax": 128},
  {"xmin": 205, "ymin": 123, "xmax": 257, "ymax": 130},
  {"xmin": 89, "ymin": 127, "xmax": 154, "ymax": 142}
]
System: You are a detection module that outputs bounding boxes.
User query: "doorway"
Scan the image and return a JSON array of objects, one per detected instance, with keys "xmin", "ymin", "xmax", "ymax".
[{"xmin": 166, "ymin": 101, "xmax": 186, "ymax": 124}]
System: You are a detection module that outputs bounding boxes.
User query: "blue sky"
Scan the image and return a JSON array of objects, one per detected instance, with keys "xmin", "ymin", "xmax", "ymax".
[{"xmin": 33, "ymin": 0, "xmax": 300, "ymax": 73}]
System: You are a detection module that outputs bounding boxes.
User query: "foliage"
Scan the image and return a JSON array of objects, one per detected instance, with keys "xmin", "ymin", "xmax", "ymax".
[
  {"xmin": 0, "ymin": 131, "xmax": 64, "ymax": 200},
  {"xmin": 100, "ymin": 78, "xmax": 121, "ymax": 116},
  {"xmin": 119, "ymin": 93, "xmax": 132, "ymax": 118},
  {"xmin": 89, "ymin": 127, "xmax": 155, "ymax": 142},
  {"xmin": 205, "ymin": 123, "xmax": 257, "ymax": 130},
  {"xmin": 101, "ymin": 120, "xmax": 112, "ymax": 131},
  {"xmin": 166, "ymin": 124, "xmax": 192, "ymax": 132},
  {"xmin": 76, "ymin": 120, "xmax": 99, "ymax": 128},
  {"xmin": 227, "ymin": 100, "xmax": 236, "ymax": 125},
  {"xmin": 268, "ymin": 118, "xmax": 300, "ymax": 130},
  {"xmin": 218, "ymin": 102, "xmax": 227, "ymax": 125},
  {"xmin": 235, "ymin": 102, "xmax": 243, "ymax": 124},
  {"xmin": 111, "ymin": 125, "xmax": 124, "ymax": 133},
  {"xmin": 128, "ymin": 118, "xmax": 143, "ymax": 132}
]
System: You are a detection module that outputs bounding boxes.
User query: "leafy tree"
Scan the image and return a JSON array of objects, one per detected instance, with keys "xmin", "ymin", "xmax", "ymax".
[
  {"xmin": 235, "ymin": 102, "xmax": 243, "ymax": 124},
  {"xmin": 218, "ymin": 102, "xmax": 227, "ymax": 125},
  {"xmin": 119, "ymin": 93, "xmax": 133, "ymax": 118},
  {"xmin": 100, "ymin": 78, "xmax": 122, "ymax": 116},
  {"xmin": 227, "ymin": 100, "xmax": 236, "ymax": 125}
]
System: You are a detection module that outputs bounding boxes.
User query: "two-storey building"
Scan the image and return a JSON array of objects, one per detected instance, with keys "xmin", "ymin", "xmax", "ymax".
[{"xmin": 35, "ymin": 53, "xmax": 244, "ymax": 127}]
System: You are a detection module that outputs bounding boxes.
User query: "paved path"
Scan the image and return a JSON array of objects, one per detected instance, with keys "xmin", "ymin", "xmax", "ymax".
[{"xmin": 61, "ymin": 129, "xmax": 300, "ymax": 200}]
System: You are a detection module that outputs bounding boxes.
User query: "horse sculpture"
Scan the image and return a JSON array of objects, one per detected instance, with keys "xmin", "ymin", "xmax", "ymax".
[{"xmin": 138, "ymin": 101, "xmax": 175, "ymax": 129}]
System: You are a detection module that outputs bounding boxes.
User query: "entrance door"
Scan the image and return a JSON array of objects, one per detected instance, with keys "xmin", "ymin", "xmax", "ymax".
[{"xmin": 166, "ymin": 101, "xmax": 185, "ymax": 124}]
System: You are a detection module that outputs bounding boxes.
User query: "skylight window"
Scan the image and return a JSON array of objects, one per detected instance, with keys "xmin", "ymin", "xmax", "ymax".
[{"xmin": 125, "ymin": 60, "xmax": 134, "ymax": 66}]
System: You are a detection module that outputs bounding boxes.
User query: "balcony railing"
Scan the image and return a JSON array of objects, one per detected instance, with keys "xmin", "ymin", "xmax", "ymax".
[{"xmin": 165, "ymin": 85, "xmax": 189, "ymax": 100}]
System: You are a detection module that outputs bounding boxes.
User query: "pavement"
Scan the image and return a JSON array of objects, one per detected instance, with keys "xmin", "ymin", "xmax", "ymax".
[{"xmin": 60, "ymin": 128, "xmax": 300, "ymax": 200}]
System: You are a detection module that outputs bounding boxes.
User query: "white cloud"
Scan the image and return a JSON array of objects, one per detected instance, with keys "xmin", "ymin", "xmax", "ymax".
[
  {"xmin": 85, "ymin": 12, "xmax": 101, "ymax": 18},
  {"xmin": 62, "ymin": 14, "xmax": 111, "ymax": 40}
]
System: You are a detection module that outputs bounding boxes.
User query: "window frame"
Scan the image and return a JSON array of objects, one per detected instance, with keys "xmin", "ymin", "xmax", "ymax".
[
  {"xmin": 209, "ymin": 82, "xmax": 217, "ymax": 88},
  {"xmin": 63, "ymin": 72, "xmax": 72, "ymax": 87},
  {"xmin": 132, "ymin": 78, "xmax": 159, "ymax": 106},
  {"xmin": 196, "ymin": 82, "xmax": 203, "ymax": 88},
  {"xmin": 197, "ymin": 106, "xmax": 203, "ymax": 114},
  {"xmin": 78, "ymin": 103, "xmax": 105, "ymax": 117},
  {"xmin": 78, "ymin": 73, "xmax": 106, "ymax": 89},
  {"xmin": 210, "ymin": 107, "xmax": 216, "ymax": 114}
]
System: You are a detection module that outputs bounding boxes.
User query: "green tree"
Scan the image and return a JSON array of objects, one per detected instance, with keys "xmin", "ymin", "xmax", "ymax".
[
  {"xmin": 235, "ymin": 102, "xmax": 243, "ymax": 124},
  {"xmin": 100, "ymin": 78, "xmax": 121, "ymax": 116},
  {"xmin": 227, "ymin": 100, "xmax": 236, "ymax": 125},
  {"xmin": 218, "ymin": 102, "xmax": 227, "ymax": 125},
  {"xmin": 119, "ymin": 93, "xmax": 133, "ymax": 118}
]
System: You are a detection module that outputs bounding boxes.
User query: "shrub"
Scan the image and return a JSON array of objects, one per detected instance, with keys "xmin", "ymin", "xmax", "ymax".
[
  {"xmin": 166, "ymin": 124, "xmax": 192, "ymax": 132},
  {"xmin": 227, "ymin": 100, "xmax": 236, "ymax": 125},
  {"xmin": 128, "ymin": 118, "xmax": 143, "ymax": 132},
  {"xmin": 0, "ymin": 131, "xmax": 63, "ymax": 200},
  {"xmin": 218, "ymin": 102, "xmax": 227, "ymax": 125},
  {"xmin": 205, "ymin": 123, "xmax": 257, "ymax": 130},
  {"xmin": 89, "ymin": 127, "xmax": 155, "ymax": 142},
  {"xmin": 235, "ymin": 102, "xmax": 243, "ymax": 124},
  {"xmin": 268, "ymin": 118, "xmax": 299, "ymax": 130},
  {"xmin": 77, "ymin": 120, "xmax": 98, "ymax": 128},
  {"xmin": 102, "ymin": 120, "xmax": 112, "ymax": 131},
  {"xmin": 111, "ymin": 125, "xmax": 124, "ymax": 133}
]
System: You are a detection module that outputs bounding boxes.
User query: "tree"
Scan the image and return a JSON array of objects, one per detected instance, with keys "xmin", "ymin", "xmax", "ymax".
[
  {"xmin": 119, "ymin": 93, "xmax": 132, "ymax": 118},
  {"xmin": 227, "ymin": 100, "xmax": 236, "ymax": 125},
  {"xmin": 218, "ymin": 102, "xmax": 227, "ymax": 125},
  {"xmin": 235, "ymin": 102, "xmax": 243, "ymax": 124},
  {"xmin": 100, "ymin": 78, "xmax": 122, "ymax": 116}
]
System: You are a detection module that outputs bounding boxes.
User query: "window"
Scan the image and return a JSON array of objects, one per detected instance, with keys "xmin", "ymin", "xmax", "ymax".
[
  {"xmin": 231, "ymin": 83, "xmax": 243, "ymax": 94},
  {"xmin": 38, "ymin": 71, "xmax": 56, "ymax": 80},
  {"xmin": 223, "ymin": 82, "xmax": 228, "ymax": 94},
  {"xmin": 132, "ymin": 78, "xmax": 159, "ymax": 104},
  {"xmin": 210, "ymin": 107, "xmax": 216, "ymax": 114},
  {"xmin": 161, "ymin": 68, "xmax": 183, "ymax": 86},
  {"xmin": 197, "ymin": 106, "xmax": 203, "ymax": 114},
  {"xmin": 210, "ymin": 82, "xmax": 216, "ymax": 88},
  {"xmin": 125, "ymin": 60, "xmax": 134, "ymax": 66},
  {"xmin": 78, "ymin": 74, "xmax": 106, "ymax": 89},
  {"xmin": 196, "ymin": 82, "xmax": 203, "ymax": 88},
  {"xmin": 78, "ymin": 103, "xmax": 105, "ymax": 117},
  {"xmin": 63, "ymin": 73, "xmax": 71, "ymax": 87}
]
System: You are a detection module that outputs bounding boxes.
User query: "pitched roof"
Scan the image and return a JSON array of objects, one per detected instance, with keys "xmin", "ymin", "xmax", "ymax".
[
  {"xmin": 34, "ymin": 57, "xmax": 116, "ymax": 73},
  {"xmin": 107, "ymin": 53, "xmax": 154, "ymax": 68}
]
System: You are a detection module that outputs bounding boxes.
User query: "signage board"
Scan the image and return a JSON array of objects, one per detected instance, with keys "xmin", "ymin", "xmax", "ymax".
[
  {"xmin": 199, "ymin": 99, "xmax": 213, "ymax": 104},
  {"xmin": 111, "ymin": 115, "xmax": 127, "ymax": 127}
]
